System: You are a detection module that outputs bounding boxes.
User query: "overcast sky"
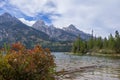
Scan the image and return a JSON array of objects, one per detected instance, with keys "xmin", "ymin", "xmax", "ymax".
[{"xmin": 0, "ymin": 0, "xmax": 120, "ymax": 37}]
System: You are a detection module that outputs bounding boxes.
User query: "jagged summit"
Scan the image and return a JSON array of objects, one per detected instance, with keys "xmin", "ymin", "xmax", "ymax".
[
  {"xmin": 1, "ymin": 12, "xmax": 12, "ymax": 17},
  {"xmin": 63, "ymin": 24, "xmax": 91, "ymax": 40},
  {"xmin": 49, "ymin": 24, "xmax": 56, "ymax": 29},
  {"xmin": 63, "ymin": 24, "xmax": 78, "ymax": 32},
  {"xmin": 49, "ymin": 24, "xmax": 54, "ymax": 27},
  {"xmin": 67, "ymin": 24, "xmax": 77, "ymax": 30},
  {"xmin": 0, "ymin": 12, "xmax": 19, "ymax": 23},
  {"xmin": 32, "ymin": 20, "xmax": 46, "ymax": 27}
]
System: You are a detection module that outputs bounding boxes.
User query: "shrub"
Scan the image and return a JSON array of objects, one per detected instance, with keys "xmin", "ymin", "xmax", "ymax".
[{"xmin": 0, "ymin": 42, "xmax": 55, "ymax": 80}]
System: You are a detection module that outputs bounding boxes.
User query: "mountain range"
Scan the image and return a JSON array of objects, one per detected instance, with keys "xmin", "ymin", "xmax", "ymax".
[
  {"xmin": 32, "ymin": 20, "xmax": 91, "ymax": 41},
  {"xmin": 0, "ymin": 13, "xmax": 91, "ymax": 51}
]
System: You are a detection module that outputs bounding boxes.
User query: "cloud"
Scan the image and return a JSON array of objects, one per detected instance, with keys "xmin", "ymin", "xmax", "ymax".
[
  {"xmin": 19, "ymin": 18, "xmax": 35, "ymax": 26},
  {"xmin": 0, "ymin": 0, "xmax": 6, "ymax": 8},
  {"xmin": 50, "ymin": 0, "xmax": 120, "ymax": 37},
  {"xmin": 7, "ymin": 0, "xmax": 120, "ymax": 37},
  {"xmin": 9, "ymin": 0, "xmax": 57, "ymax": 17}
]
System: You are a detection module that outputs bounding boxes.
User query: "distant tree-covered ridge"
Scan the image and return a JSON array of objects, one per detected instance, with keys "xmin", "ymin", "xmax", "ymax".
[{"xmin": 72, "ymin": 30, "xmax": 120, "ymax": 55}]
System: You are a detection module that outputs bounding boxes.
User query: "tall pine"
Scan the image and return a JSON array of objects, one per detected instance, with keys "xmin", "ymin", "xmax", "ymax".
[{"xmin": 114, "ymin": 30, "xmax": 120, "ymax": 53}]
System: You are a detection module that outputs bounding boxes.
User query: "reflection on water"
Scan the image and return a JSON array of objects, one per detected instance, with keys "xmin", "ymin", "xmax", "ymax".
[{"xmin": 52, "ymin": 52, "xmax": 120, "ymax": 80}]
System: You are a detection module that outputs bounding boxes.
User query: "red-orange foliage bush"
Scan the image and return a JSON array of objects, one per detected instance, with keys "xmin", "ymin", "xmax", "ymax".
[{"xmin": 0, "ymin": 42, "xmax": 55, "ymax": 80}]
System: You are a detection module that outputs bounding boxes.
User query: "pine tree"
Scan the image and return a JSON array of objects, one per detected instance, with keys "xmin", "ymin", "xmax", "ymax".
[
  {"xmin": 114, "ymin": 30, "xmax": 120, "ymax": 53},
  {"xmin": 87, "ymin": 38, "xmax": 93, "ymax": 50},
  {"xmin": 72, "ymin": 35, "xmax": 87, "ymax": 54},
  {"xmin": 108, "ymin": 34, "xmax": 115, "ymax": 50},
  {"xmin": 103, "ymin": 37, "xmax": 108, "ymax": 49},
  {"xmin": 96, "ymin": 37, "xmax": 103, "ymax": 49}
]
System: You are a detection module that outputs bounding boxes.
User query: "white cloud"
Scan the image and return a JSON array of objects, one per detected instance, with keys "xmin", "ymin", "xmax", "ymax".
[
  {"xmin": 19, "ymin": 18, "xmax": 35, "ymax": 26},
  {"xmin": 9, "ymin": 0, "xmax": 120, "ymax": 37},
  {"xmin": 0, "ymin": 1, "xmax": 6, "ymax": 7},
  {"xmin": 50, "ymin": 0, "xmax": 120, "ymax": 37},
  {"xmin": 9, "ymin": 0, "xmax": 56, "ymax": 17}
]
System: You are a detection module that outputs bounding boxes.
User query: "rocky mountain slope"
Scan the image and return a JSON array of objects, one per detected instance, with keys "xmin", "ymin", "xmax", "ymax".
[
  {"xmin": 32, "ymin": 20, "xmax": 77, "ymax": 41},
  {"xmin": 63, "ymin": 24, "xmax": 91, "ymax": 40},
  {"xmin": 0, "ymin": 13, "xmax": 49, "ymax": 48},
  {"xmin": 32, "ymin": 20, "xmax": 91, "ymax": 41}
]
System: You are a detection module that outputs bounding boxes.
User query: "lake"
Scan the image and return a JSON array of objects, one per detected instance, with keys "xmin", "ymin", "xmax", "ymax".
[{"xmin": 52, "ymin": 52, "xmax": 120, "ymax": 80}]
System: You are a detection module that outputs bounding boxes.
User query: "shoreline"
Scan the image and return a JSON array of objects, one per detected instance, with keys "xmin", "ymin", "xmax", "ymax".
[
  {"xmin": 87, "ymin": 52, "xmax": 120, "ymax": 58},
  {"xmin": 65, "ymin": 51, "xmax": 120, "ymax": 58}
]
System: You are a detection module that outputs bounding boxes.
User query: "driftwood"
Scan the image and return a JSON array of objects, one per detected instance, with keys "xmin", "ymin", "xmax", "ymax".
[{"xmin": 56, "ymin": 65, "xmax": 99, "ymax": 76}]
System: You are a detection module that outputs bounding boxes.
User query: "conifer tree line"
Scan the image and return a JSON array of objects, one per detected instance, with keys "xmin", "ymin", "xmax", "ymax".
[{"xmin": 72, "ymin": 30, "xmax": 120, "ymax": 54}]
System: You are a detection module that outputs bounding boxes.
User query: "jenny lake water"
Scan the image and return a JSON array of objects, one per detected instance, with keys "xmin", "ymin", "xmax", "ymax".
[{"xmin": 52, "ymin": 52, "xmax": 120, "ymax": 80}]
